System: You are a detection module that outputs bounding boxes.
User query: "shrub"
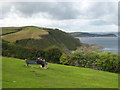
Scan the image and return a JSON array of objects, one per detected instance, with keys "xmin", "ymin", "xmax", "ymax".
[
  {"xmin": 44, "ymin": 46, "xmax": 62, "ymax": 63},
  {"xmin": 71, "ymin": 51, "xmax": 85, "ymax": 60},
  {"xmin": 71, "ymin": 50, "xmax": 119, "ymax": 73},
  {"xmin": 2, "ymin": 40, "xmax": 45, "ymax": 60},
  {"xmin": 96, "ymin": 51, "xmax": 119, "ymax": 73},
  {"xmin": 84, "ymin": 51, "xmax": 99, "ymax": 68},
  {"xmin": 60, "ymin": 53, "xmax": 71, "ymax": 65}
]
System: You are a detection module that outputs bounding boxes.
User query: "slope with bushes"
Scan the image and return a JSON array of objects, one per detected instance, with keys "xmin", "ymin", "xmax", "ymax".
[{"xmin": 2, "ymin": 26, "xmax": 81, "ymax": 50}]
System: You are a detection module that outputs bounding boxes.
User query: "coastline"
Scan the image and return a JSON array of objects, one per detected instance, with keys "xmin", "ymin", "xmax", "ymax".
[
  {"xmin": 77, "ymin": 43, "xmax": 103, "ymax": 52},
  {"xmin": 76, "ymin": 37, "xmax": 118, "ymax": 53}
]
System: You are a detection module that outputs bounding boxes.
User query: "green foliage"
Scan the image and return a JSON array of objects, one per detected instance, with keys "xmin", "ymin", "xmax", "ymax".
[
  {"xmin": 84, "ymin": 51, "xmax": 99, "ymax": 68},
  {"xmin": 46, "ymin": 29, "xmax": 81, "ymax": 50},
  {"xmin": 71, "ymin": 51, "xmax": 98, "ymax": 67},
  {"xmin": 71, "ymin": 51, "xmax": 87, "ymax": 67},
  {"xmin": 60, "ymin": 53, "xmax": 71, "ymax": 65},
  {"xmin": 97, "ymin": 52, "xmax": 119, "ymax": 73},
  {"xmin": 2, "ymin": 40, "xmax": 45, "ymax": 60},
  {"xmin": 71, "ymin": 51, "xmax": 85, "ymax": 60},
  {"xmin": 44, "ymin": 46, "xmax": 62, "ymax": 63},
  {"xmin": 3, "ymin": 39, "xmax": 64, "ymax": 64},
  {"xmin": 70, "ymin": 50, "xmax": 119, "ymax": 73},
  {"xmin": 85, "ymin": 51, "xmax": 99, "ymax": 61}
]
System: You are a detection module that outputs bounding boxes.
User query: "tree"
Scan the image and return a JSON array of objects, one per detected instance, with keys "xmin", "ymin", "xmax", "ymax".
[
  {"xmin": 71, "ymin": 51, "xmax": 86, "ymax": 66},
  {"xmin": 60, "ymin": 53, "xmax": 71, "ymax": 65},
  {"xmin": 71, "ymin": 51, "xmax": 85, "ymax": 60},
  {"xmin": 84, "ymin": 51, "xmax": 99, "ymax": 68},
  {"xmin": 96, "ymin": 51, "xmax": 119, "ymax": 72},
  {"xmin": 44, "ymin": 46, "xmax": 62, "ymax": 63}
]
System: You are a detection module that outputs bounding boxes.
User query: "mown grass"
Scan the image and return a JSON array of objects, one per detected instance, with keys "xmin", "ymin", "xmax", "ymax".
[{"xmin": 2, "ymin": 57, "xmax": 118, "ymax": 88}]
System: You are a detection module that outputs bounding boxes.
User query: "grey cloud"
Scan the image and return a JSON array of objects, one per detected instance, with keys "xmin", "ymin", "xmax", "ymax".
[
  {"xmin": 1, "ymin": 3, "xmax": 13, "ymax": 19},
  {"xmin": 118, "ymin": 2, "xmax": 120, "ymax": 26},
  {"xmin": 89, "ymin": 2, "xmax": 116, "ymax": 18},
  {"xmin": 84, "ymin": 2, "xmax": 117, "ymax": 25},
  {"xmin": 1, "ymin": 2, "xmax": 117, "ymax": 26},
  {"xmin": 2, "ymin": 2, "xmax": 79, "ymax": 20},
  {"xmin": 91, "ymin": 20, "xmax": 111, "ymax": 26}
]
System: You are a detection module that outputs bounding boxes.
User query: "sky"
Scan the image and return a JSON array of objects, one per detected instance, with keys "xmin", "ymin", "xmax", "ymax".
[{"xmin": 0, "ymin": 0, "xmax": 118, "ymax": 32}]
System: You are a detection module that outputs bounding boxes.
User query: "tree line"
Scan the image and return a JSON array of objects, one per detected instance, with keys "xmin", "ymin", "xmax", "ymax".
[{"xmin": 2, "ymin": 40, "xmax": 62, "ymax": 63}]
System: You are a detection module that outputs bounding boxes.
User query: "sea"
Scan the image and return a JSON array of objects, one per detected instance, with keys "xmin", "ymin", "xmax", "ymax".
[{"xmin": 77, "ymin": 37, "xmax": 118, "ymax": 53}]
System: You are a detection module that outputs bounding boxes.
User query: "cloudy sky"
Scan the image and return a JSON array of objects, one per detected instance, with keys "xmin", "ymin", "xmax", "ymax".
[{"xmin": 0, "ymin": 0, "xmax": 118, "ymax": 32}]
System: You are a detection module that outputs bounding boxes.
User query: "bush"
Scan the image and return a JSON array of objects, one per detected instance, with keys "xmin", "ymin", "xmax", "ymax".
[
  {"xmin": 84, "ymin": 51, "xmax": 99, "ymax": 68},
  {"xmin": 96, "ymin": 52, "xmax": 119, "ymax": 73},
  {"xmin": 2, "ymin": 40, "xmax": 45, "ymax": 60},
  {"xmin": 71, "ymin": 51, "xmax": 85, "ymax": 60},
  {"xmin": 70, "ymin": 50, "xmax": 119, "ymax": 73},
  {"xmin": 44, "ymin": 46, "xmax": 62, "ymax": 63},
  {"xmin": 60, "ymin": 53, "xmax": 71, "ymax": 65},
  {"xmin": 71, "ymin": 51, "xmax": 86, "ymax": 67}
]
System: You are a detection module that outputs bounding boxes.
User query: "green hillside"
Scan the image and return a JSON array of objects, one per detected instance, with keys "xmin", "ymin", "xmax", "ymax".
[
  {"xmin": 2, "ymin": 26, "xmax": 80, "ymax": 50},
  {"xmin": 2, "ymin": 57, "xmax": 118, "ymax": 88},
  {"xmin": 2, "ymin": 26, "xmax": 48, "ymax": 42},
  {"xmin": 1, "ymin": 27, "xmax": 22, "ymax": 35}
]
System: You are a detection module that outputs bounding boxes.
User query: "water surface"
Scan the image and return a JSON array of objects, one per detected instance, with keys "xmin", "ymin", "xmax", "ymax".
[{"xmin": 77, "ymin": 37, "xmax": 118, "ymax": 53}]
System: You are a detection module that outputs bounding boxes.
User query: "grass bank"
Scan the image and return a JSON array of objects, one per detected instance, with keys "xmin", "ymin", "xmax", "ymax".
[{"xmin": 2, "ymin": 57, "xmax": 118, "ymax": 88}]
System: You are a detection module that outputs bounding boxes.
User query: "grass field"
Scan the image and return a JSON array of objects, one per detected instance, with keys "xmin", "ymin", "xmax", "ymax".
[{"xmin": 2, "ymin": 57, "xmax": 118, "ymax": 88}]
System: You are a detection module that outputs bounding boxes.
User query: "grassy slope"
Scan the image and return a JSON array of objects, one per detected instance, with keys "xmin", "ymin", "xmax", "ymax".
[
  {"xmin": 2, "ymin": 27, "xmax": 48, "ymax": 42},
  {"xmin": 1, "ymin": 27, "xmax": 22, "ymax": 35},
  {"xmin": 2, "ymin": 57, "xmax": 118, "ymax": 88}
]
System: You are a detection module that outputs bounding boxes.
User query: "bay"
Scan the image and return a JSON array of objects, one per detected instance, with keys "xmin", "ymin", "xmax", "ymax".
[{"xmin": 77, "ymin": 37, "xmax": 118, "ymax": 53}]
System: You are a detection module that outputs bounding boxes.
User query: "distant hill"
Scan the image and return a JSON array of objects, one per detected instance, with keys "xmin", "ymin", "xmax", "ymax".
[
  {"xmin": 1, "ymin": 26, "xmax": 81, "ymax": 50},
  {"xmin": 70, "ymin": 32, "xmax": 117, "ymax": 37}
]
